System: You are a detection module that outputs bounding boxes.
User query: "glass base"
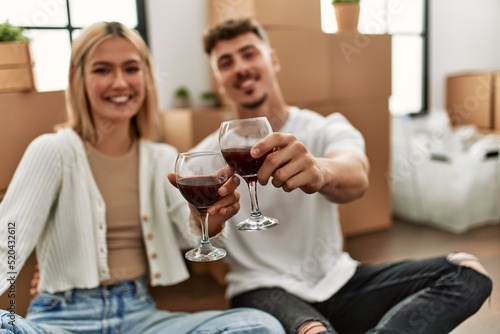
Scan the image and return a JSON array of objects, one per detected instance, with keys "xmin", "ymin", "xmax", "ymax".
[
  {"xmin": 185, "ymin": 246, "xmax": 226, "ymax": 262},
  {"xmin": 236, "ymin": 216, "xmax": 279, "ymax": 231}
]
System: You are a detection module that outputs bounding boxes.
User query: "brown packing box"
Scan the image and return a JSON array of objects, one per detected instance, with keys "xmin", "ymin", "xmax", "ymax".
[
  {"xmin": 255, "ymin": 0, "xmax": 322, "ymax": 30},
  {"xmin": 159, "ymin": 108, "xmax": 233, "ymax": 152},
  {"xmin": 267, "ymin": 30, "xmax": 331, "ymax": 103},
  {"xmin": 207, "ymin": 0, "xmax": 322, "ymax": 31},
  {"xmin": 446, "ymin": 72, "xmax": 496, "ymax": 129},
  {"xmin": 0, "ymin": 90, "xmax": 67, "ymax": 195},
  {"xmin": 0, "ymin": 42, "xmax": 35, "ymax": 93},
  {"xmin": 265, "ymin": 31, "xmax": 392, "ymax": 105},
  {"xmin": 304, "ymin": 98, "xmax": 391, "ymax": 236},
  {"xmin": 328, "ymin": 33, "xmax": 392, "ymax": 99},
  {"xmin": 206, "ymin": 0, "xmax": 256, "ymax": 26}
]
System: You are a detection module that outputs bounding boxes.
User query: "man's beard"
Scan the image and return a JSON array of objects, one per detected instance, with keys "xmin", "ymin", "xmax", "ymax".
[{"xmin": 240, "ymin": 93, "xmax": 267, "ymax": 109}]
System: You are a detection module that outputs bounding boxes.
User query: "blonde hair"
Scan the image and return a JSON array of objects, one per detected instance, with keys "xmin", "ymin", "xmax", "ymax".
[{"xmin": 62, "ymin": 21, "xmax": 160, "ymax": 141}]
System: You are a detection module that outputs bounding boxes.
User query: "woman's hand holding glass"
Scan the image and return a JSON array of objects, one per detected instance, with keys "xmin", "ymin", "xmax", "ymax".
[{"xmin": 168, "ymin": 152, "xmax": 240, "ymax": 262}]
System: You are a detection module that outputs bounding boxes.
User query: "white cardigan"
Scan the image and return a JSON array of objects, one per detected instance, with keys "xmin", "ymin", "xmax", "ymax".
[{"xmin": 0, "ymin": 128, "xmax": 200, "ymax": 294}]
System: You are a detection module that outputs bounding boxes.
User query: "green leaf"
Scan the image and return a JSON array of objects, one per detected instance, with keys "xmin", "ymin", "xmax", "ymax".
[{"xmin": 0, "ymin": 21, "xmax": 29, "ymax": 42}]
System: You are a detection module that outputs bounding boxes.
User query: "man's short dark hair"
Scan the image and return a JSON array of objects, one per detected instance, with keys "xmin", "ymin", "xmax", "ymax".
[{"xmin": 203, "ymin": 17, "xmax": 269, "ymax": 55}]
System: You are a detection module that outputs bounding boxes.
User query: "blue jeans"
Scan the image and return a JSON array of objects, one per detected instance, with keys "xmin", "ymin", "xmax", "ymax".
[
  {"xmin": 1, "ymin": 277, "xmax": 285, "ymax": 334},
  {"xmin": 231, "ymin": 256, "xmax": 493, "ymax": 334}
]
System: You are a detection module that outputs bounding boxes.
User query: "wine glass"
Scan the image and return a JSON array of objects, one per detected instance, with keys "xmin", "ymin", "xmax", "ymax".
[
  {"xmin": 219, "ymin": 117, "xmax": 279, "ymax": 231},
  {"xmin": 175, "ymin": 151, "xmax": 229, "ymax": 261}
]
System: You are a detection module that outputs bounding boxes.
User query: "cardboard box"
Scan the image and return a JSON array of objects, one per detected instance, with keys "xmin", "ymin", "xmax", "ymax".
[
  {"xmin": 255, "ymin": 0, "xmax": 322, "ymax": 30},
  {"xmin": 265, "ymin": 31, "xmax": 391, "ymax": 106},
  {"xmin": 267, "ymin": 30, "xmax": 331, "ymax": 103},
  {"xmin": 446, "ymin": 72, "xmax": 500, "ymax": 130},
  {"xmin": 0, "ymin": 42, "xmax": 35, "ymax": 93},
  {"xmin": 0, "ymin": 90, "xmax": 67, "ymax": 195},
  {"xmin": 304, "ymin": 98, "xmax": 392, "ymax": 236},
  {"xmin": 207, "ymin": 0, "xmax": 256, "ymax": 26},
  {"xmin": 159, "ymin": 108, "xmax": 233, "ymax": 152},
  {"xmin": 328, "ymin": 33, "xmax": 392, "ymax": 100}
]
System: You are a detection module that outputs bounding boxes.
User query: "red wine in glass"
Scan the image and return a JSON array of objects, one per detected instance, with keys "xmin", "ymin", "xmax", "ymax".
[
  {"xmin": 178, "ymin": 176, "xmax": 225, "ymax": 214},
  {"xmin": 175, "ymin": 151, "xmax": 229, "ymax": 261},
  {"xmin": 219, "ymin": 117, "xmax": 279, "ymax": 231},
  {"xmin": 221, "ymin": 147, "xmax": 271, "ymax": 182}
]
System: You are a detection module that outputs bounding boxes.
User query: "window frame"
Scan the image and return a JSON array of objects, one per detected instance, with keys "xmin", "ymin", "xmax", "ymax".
[
  {"xmin": 392, "ymin": 0, "xmax": 428, "ymax": 117},
  {"xmin": 384, "ymin": 0, "xmax": 429, "ymax": 116},
  {"xmin": 17, "ymin": 0, "xmax": 148, "ymax": 44}
]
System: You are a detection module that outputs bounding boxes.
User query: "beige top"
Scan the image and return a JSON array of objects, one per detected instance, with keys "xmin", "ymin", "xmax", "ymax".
[{"xmin": 86, "ymin": 140, "xmax": 148, "ymax": 284}]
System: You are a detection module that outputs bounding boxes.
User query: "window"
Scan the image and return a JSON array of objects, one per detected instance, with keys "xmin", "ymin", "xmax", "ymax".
[
  {"xmin": 0, "ymin": 0, "xmax": 147, "ymax": 92},
  {"xmin": 321, "ymin": 0, "xmax": 427, "ymax": 116}
]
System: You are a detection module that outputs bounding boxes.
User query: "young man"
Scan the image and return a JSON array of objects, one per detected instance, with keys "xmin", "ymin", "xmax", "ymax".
[{"xmin": 193, "ymin": 18, "xmax": 493, "ymax": 334}]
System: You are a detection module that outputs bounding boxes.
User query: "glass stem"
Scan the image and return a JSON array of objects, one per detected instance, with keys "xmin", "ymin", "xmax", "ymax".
[
  {"xmin": 199, "ymin": 212, "xmax": 212, "ymax": 250},
  {"xmin": 247, "ymin": 180, "xmax": 263, "ymax": 220}
]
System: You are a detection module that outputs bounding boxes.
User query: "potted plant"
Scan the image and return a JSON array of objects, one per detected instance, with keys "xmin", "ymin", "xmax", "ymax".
[
  {"xmin": 199, "ymin": 91, "xmax": 220, "ymax": 108},
  {"xmin": 0, "ymin": 21, "xmax": 29, "ymax": 43},
  {"xmin": 332, "ymin": 0, "xmax": 360, "ymax": 33},
  {"xmin": 172, "ymin": 86, "xmax": 191, "ymax": 108},
  {"xmin": 0, "ymin": 20, "xmax": 35, "ymax": 92}
]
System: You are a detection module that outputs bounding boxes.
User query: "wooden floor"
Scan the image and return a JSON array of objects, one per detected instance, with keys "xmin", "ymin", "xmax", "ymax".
[{"xmin": 152, "ymin": 218, "xmax": 500, "ymax": 333}]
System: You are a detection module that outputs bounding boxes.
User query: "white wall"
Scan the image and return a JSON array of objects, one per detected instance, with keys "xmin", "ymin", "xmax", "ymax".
[
  {"xmin": 429, "ymin": 0, "xmax": 500, "ymax": 111},
  {"xmin": 146, "ymin": 1, "xmax": 210, "ymax": 110}
]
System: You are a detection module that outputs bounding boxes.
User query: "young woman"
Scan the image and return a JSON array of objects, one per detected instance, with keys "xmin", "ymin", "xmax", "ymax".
[{"xmin": 0, "ymin": 21, "xmax": 284, "ymax": 334}]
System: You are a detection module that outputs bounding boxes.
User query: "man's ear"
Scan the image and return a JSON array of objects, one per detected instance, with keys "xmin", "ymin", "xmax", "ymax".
[
  {"xmin": 210, "ymin": 73, "xmax": 226, "ymax": 95},
  {"xmin": 216, "ymin": 82, "xmax": 226, "ymax": 95},
  {"xmin": 270, "ymin": 48, "xmax": 281, "ymax": 73}
]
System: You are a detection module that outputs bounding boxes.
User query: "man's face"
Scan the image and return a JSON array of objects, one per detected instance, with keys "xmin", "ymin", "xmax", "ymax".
[{"xmin": 210, "ymin": 32, "xmax": 279, "ymax": 110}]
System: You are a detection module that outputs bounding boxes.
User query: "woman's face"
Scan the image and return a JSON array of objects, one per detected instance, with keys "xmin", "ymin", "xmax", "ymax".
[{"xmin": 83, "ymin": 36, "xmax": 146, "ymax": 126}]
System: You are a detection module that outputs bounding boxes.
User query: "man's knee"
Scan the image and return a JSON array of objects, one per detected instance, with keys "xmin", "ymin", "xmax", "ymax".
[
  {"xmin": 446, "ymin": 252, "xmax": 490, "ymax": 276},
  {"xmin": 446, "ymin": 252, "xmax": 493, "ymax": 306}
]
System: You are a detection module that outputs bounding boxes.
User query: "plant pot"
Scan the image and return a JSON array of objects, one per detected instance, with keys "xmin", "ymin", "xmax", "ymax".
[
  {"xmin": 0, "ymin": 42, "xmax": 35, "ymax": 93},
  {"xmin": 333, "ymin": 3, "xmax": 360, "ymax": 33},
  {"xmin": 172, "ymin": 97, "xmax": 190, "ymax": 108}
]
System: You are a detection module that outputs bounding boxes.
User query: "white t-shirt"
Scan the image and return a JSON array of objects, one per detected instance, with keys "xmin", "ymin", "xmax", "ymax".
[{"xmin": 193, "ymin": 106, "xmax": 366, "ymax": 302}]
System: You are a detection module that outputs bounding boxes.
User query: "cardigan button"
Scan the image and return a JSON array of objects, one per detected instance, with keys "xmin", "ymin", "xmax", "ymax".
[
  {"xmin": 142, "ymin": 215, "xmax": 149, "ymax": 222},
  {"xmin": 150, "ymin": 252, "xmax": 158, "ymax": 259},
  {"xmin": 146, "ymin": 233, "xmax": 153, "ymax": 240},
  {"xmin": 154, "ymin": 272, "xmax": 161, "ymax": 279}
]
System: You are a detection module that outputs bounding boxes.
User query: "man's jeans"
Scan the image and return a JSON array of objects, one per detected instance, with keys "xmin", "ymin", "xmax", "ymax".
[
  {"xmin": 231, "ymin": 256, "xmax": 493, "ymax": 334},
  {"xmin": 1, "ymin": 277, "xmax": 284, "ymax": 334}
]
